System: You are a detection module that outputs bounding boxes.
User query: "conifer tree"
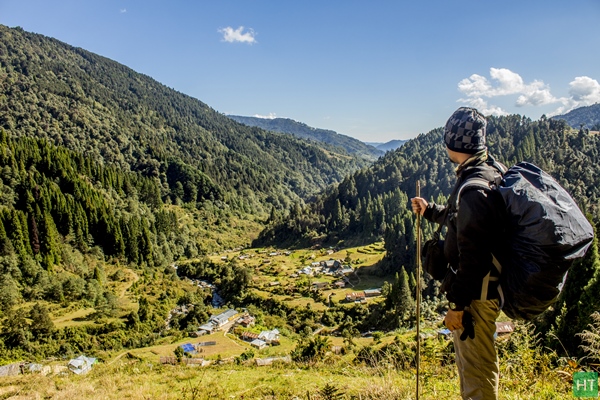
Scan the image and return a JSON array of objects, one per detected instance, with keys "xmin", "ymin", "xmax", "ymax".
[{"xmin": 396, "ymin": 266, "xmax": 415, "ymax": 325}]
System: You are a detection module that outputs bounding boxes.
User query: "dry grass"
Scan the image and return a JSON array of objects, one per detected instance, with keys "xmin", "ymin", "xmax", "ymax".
[
  {"xmin": 0, "ymin": 354, "xmax": 574, "ymax": 400},
  {"xmin": 51, "ymin": 307, "xmax": 97, "ymax": 329}
]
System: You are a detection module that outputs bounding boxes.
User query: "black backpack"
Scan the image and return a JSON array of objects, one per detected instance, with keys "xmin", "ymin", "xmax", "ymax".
[{"xmin": 457, "ymin": 162, "xmax": 594, "ymax": 320}]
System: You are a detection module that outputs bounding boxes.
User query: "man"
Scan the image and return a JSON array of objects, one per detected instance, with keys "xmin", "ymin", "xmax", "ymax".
[{"xmin": 411, "ymin": 107, "xmax": 506, "ymax": 400}]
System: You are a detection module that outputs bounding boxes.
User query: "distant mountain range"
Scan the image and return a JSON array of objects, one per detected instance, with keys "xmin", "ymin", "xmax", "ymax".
[
  {"xmin": 366, "ymin": 140, "xmax": 409, "ymax": 152},
  {"xmin": 552, "ymin": 103, "xmax": 600, "ymax": 130},
  {"xmin": 228, "ymin": 116, "xmax": 406, "ymax": 160}
]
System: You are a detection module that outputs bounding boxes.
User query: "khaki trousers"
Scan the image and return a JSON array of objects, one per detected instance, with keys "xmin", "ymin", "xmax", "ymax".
[{"xmin": 453, "ymin": 299, "xmax": 501, "ymax": 400}]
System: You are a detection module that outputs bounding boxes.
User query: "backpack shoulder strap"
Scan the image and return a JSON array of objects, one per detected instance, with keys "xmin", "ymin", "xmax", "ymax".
[{"xmin": 455, "ymin": 177, "xmax": 494, "ymax": 211}]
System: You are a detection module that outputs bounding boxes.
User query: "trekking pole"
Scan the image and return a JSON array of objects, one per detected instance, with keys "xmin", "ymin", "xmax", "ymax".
[{"xmin": 415, "ymin": 180, "xmax": 422, "ymax": 400}]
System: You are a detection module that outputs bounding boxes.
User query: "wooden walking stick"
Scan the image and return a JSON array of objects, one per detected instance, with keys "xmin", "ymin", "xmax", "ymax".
[{"xmin": 415, "ymin": 180, "xmax": 422, "ymax": 400}]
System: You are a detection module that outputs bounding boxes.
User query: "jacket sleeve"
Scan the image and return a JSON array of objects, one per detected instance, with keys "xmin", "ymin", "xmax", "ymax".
[
  {"xmin": 423, "ymin": 203, "xmax": 447, "ymax": 226},
  {"xmin": 446, "ymin": 187, "xmax": 500, "ymax": 308}
]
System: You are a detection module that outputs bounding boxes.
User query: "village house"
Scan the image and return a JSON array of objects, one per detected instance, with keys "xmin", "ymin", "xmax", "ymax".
[
  {"xmin": 345, "ymin": 292, "xmax": 366, "ymax": 302},
  {"xmin": 197, "ymin": 322, "xmax": 216, "ymax": 335},
  {"xmin": 197, "ymin": 308, "xmax": 239, "ymax": 334},
  {"xmin": 68, "ymin": 355, "xmax": 96, "ymax": 375},
  {"xmin": 298, "ymin": 266, "xmax": 313, "ymax": 275},
  {"xmin": 237, "ymin": 314, "xmax": 255, "ymax": 328},
  {"xmin": 209, "ymin": 309, "xmax": 238, "ymax": 327},
  {"xmin": 311, "ymin": 281, "xmax": 329, "ymax": 291},
  {"xmin": 251, "ymin": 339, "xmax": 268, "ymax": 349},
  {"xmin": 337, "ymin": 265, "xmax": 354, "ymax": 276},
  {"xmin": 333, "ymin": 280, "xmax": 346, "ymax": 289},
  {"xmin": 241, "ymin": 332, "xmax": 259, "ymax": 342},
  {"xmin": 364, "ymin": 288, "xmax": 382, "ymax": 297},
  {"xmin": 258, "ymin": 329, "xmax": 280, "ymax": 345},
  {"xmin": 321, "ymin": 259, "xmax": 341, "ymax": 269}
]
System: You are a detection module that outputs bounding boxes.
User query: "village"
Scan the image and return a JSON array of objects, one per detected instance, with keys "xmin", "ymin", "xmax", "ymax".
[{"xmin": 0, "ymin": 242, "xmax": 516, "ymax": 379}]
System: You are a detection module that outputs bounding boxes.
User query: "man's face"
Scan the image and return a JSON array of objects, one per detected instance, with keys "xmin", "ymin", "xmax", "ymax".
[
  {"xmin": 446, "ymin": 147, "xmax": 471, "ymax": 165},
  {"xmin": 446, "ymin": 148, "xmax": 461, "ymax": 164}
]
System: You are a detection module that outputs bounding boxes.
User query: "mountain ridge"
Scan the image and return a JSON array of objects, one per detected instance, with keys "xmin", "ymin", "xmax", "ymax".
[
  {"xmin": 228, "ymin": 115, "xmax": 384, "ymax": 161},
  {"xmin": 552, "ymin": 103, "xmax": 600, "ymax": 130},
  {"xmin": 366, "ymin": 139, "xmax": 409, "ymax": 152}
]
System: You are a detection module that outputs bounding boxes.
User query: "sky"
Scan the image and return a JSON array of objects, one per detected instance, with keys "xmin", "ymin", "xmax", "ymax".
[{"xmin": 1, "ymin": 1, "xmax": 600, "ymax": 143}]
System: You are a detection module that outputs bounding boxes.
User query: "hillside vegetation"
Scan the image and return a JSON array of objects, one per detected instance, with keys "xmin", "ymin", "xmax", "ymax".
[
  {"xmin": 553, "ymin": 103, "xmax": 600, "ymax": 130},
  {"xmin": 0, "ymin": 25, "xmax": 367, "ymax": 215},
  {"xmin": 228, "ymin": 115, "xmax": 384, "ymax": 161}
]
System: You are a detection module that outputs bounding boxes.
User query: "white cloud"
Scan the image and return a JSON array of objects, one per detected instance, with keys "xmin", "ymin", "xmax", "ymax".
[
  {"xmin": 488, "ymin": 68, "xmax": 524, "ymax": 96},
  {"xmin": 569, "ymin": 76, "xmax": 600, "ymax": 103},
  {"xmin": 459, "ymin": 68, "xmax": 600, "ymax": 118},
  {"xmin": 457, "ymin": 67, "xmax": 578, "ymax": 116},
  {"xmin": 219, "ymin": 26, "xmax": 257, "ymax": 44},
  {"xmin": 254, "ymin": 113, "xmax": 277, "ymax": 119},
  {"xmin": 458, "ymin": 74, "xmax": 493, "ymax": 98},
  {"xmin": 120, "ymin": 8, "xmax": 127, "ymax": 13}
]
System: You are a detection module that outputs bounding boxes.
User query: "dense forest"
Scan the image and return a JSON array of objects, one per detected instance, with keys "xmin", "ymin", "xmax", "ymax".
[
  {"xmin": 0, "ymin": 24, "xmax": 370, "ymax": 215},
  {"xmin": 256, "ymin": 115, "xmax": 600, "ymax": 260}
]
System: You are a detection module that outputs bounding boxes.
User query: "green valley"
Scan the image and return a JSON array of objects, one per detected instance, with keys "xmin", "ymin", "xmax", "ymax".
[{"xmin": 0, "ymin": 24, "xmax": 598, "ymax": 399}]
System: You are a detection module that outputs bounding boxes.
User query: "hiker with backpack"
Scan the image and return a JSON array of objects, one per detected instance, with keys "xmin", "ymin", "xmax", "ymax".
[
  {"xmin": 411, "ymin": 107, "xmax": 506, "ymax": 400},
  {"xmin": 411, "ymin": 107, "xmax": 594, "ymax": 399}
]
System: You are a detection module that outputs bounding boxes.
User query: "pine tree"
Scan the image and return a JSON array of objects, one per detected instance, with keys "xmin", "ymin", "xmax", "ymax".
[{"xmin": 396, "ymin": 266, "xmax": 415, "ymax": 325}]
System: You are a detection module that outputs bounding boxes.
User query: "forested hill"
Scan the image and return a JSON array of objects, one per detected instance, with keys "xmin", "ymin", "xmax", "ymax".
[
  {"xmin": 256, "ymin": 114, "xmax": 600, "ymax": 273},
  {"xmin": 553, "ymin": 103, "xmax": 600, "ymax": 130},
  {"xmin": 0, "ymin": 25, "xmax": 367, "ymax": 214},
  {"xmin": 227, "ymin": 115, "xmax": 384, "ymax": 161}
]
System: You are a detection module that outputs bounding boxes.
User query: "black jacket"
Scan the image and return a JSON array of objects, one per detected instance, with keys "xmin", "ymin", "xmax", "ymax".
[{"xmin": 423, "ymin": 156, "xmax": 506, "ymax": 309}]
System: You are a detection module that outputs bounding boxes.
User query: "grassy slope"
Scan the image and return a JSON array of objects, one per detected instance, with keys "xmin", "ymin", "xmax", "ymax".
[{"xmin": 0, "ymin": 350, "xmax": 572, "ymax": 399}]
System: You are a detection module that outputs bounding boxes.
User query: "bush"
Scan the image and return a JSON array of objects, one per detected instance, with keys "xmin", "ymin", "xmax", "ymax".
[{"xmin": 577, "ymin": 311, "xmax": 600, "ymax": 365}]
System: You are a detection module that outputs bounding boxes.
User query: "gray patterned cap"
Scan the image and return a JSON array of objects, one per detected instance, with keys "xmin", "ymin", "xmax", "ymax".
[{"xmin": 444, "ymin": 107, "xmax": 487, "ymax": 154}]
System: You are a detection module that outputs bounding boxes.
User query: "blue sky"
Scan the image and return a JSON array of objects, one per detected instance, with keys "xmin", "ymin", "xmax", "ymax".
[{"xmin": 1, "ymin": 1, "xmax": 599, "ymax": 142}]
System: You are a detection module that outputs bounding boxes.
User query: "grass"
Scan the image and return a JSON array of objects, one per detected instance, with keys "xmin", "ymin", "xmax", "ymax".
[
  {"xmin": 0, "ymin": 353, "xmax": 574, "ymax": 399},
  {"xmin": 52, "ymin": 307, "xmax": 97, "ymax": 329},
  {"xmin": 129, "ymin": 331, "xmax": 250, "ymax": 360}
]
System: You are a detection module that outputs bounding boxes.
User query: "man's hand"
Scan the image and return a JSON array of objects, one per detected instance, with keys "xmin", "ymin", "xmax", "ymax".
[
  {"xmin": 444, "ymin": 309, "xmax": 464, "ymax": 331},
  {"xmin": 411, "ymin": 197, "xmax": 428, "ymax": 216}
]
